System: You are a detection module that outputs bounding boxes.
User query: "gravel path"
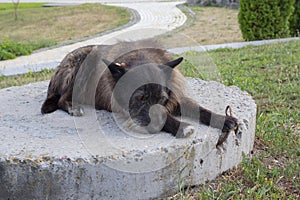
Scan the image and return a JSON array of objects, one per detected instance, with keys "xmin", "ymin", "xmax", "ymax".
[{"xmin": 0, "ymin": 0, "xmax": 186, "ymax": 76}]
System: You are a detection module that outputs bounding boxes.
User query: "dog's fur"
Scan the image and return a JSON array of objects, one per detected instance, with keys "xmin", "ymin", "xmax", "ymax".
[{"xmin": 41, "ymin": 40, "xmax": 238, "ymax": 138}]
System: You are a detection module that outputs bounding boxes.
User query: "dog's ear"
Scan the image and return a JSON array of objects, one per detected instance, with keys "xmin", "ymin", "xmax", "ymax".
[
  {"xmin": 103, "ymin": 59, "xmax": 126, "ymax": 81},
  {"xmin": 164, "ymin": 57, "xmax": 183, "ymax": 69},
  {"xmin": 162, "ymin": 57, "xmax": 184, "ymax": 80}
]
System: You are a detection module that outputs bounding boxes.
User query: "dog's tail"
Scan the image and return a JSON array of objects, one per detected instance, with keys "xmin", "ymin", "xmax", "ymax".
[{"xmin": 41, "ymin": 94, "xmax": 60, "ymax": 114}]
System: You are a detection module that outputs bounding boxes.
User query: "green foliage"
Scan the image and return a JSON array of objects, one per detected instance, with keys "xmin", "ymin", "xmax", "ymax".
[
  {"xmin": 290, "ymin": 0, "xmax": 300, "ymax": 36},
  {"xmin": 0, "ymin": 37, "xmax": 56, "ymax": 61},
  {"xmin": 238, "ymin": 0, "xmax": 295, "ymax": 41},
  {"xmin": 0, "ymin": 38, "xmax": 32, "ymax": 60},
  {"xmin": 277, "ymin": 0, "xmax": 296, "ymax": 37}
]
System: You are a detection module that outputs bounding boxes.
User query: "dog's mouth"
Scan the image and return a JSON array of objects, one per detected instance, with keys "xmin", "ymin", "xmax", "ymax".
[{"xmin": 129, "ymin": 110, "xmax": 151, "ymax": 127}]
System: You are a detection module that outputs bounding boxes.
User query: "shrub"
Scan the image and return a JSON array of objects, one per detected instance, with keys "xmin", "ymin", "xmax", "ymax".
[
  {"xmin": 290, "ymin": 0, "xmax": 300, "ymax": 36},
  {"xmin": 238, "ymin": 0, "xmax": 295, "ymax": 41},
  {"xmin": 187, "ymin": 0, "xmax": 239, "ymax": 8},
  {"xmin": 277, "ymin": 0, "xmax": 296, "ymax": 37},
  {"xmin": 0, "ymin": 38, "xmax": 32, "ymax": 61}
]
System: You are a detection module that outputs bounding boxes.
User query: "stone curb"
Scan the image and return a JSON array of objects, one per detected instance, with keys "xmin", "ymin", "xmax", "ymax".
[{"xmin": 168, "ymin": 37, "xmax": 300, "ymax": 54}]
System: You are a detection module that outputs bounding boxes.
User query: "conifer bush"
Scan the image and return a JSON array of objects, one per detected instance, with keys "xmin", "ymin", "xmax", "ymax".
[
  {"xmin": 290, "ymin": 0, "xmax": 300, "ymax": 36},
  {"xmin": 238, "ymin": 0, "xmax": 295, "ymax": 41}
]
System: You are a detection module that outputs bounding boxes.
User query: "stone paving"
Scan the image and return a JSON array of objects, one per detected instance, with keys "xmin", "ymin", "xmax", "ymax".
[{"xmin": 0, "ymin": 0, "xmax": 186, "ymax": 75}]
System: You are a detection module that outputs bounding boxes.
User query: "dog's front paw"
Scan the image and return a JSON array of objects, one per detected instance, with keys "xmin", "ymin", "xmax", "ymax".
[
  {"xmin": 68, "ymin": 106, "xmax": 84, "ymax": 116},
  {"xmin": 222, "ymin": 116, "xmax": 238, "ymax": 133},
  {"xmin": 176, "ymin": 124, "xmax": 195, "ymax": 138}
]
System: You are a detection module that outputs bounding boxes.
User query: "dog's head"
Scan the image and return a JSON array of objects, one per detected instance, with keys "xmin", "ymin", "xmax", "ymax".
[{"xmin": 104, "ymin": 57, "xmax": 183, "ymax": 127}]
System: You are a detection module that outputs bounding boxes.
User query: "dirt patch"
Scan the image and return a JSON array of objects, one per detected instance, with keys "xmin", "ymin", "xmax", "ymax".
[{"xmin": 161, "ymin": 6, "xmax": 243, "ymax": 46}]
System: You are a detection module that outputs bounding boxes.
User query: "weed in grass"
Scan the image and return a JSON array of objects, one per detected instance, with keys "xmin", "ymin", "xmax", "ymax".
[{"xmin": 0, "ymin": 37, "xmax": 32, "ymax": 60}]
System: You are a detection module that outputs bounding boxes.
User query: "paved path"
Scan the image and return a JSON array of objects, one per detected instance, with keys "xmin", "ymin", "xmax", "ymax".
[{"xmin": 0, "ymin": 0, "xmax": 186, "ymax": 76}]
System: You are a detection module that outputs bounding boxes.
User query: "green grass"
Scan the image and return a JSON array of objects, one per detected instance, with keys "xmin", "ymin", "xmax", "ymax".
[
  {"xmin": 0, "ymin": 3, "xmax": 130, "ymax": 60},
  {"xmin": 177, "ymin": 40, "xmax": 300, "ymax": 199},
  {"xmin": 0, "ymin": 3, "xmax": 44, "ymax": 10},
  {"xmin": 0, "ymin": 69, "xmax": 54, "ymax": 89}
]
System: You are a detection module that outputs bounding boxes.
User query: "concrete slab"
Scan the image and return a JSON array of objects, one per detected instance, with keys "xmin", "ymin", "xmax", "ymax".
[{"xmin": 0, "ymin": 78, "xmax": 256, "ymax": 199}]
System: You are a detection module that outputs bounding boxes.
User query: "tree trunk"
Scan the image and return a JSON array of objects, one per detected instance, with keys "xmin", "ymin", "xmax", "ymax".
[{"xmin": 12, "ymin": 0, "xmax": 20, "ymax": 21}]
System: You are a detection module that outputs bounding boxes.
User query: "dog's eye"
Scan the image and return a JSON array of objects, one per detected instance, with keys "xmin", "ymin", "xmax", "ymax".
[
  {"xmin": 159, "ymin": 96, "xmax": 168, "ymax": 104},
  {"xmin": 162, "ymin": 96, "xmax": 168, "ymax": 101},
  {"xmin": 159, "ymin": 92, "xmax": 168, "ymax": 103}
]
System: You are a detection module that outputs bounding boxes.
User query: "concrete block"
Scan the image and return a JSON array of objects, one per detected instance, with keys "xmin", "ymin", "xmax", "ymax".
[{"xmin": 0, "ymin": 78, "xmax": 256, "ymax": 199}]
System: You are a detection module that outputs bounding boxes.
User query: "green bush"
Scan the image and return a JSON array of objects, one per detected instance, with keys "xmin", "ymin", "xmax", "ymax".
[
  {"xmin": 238, "ymin": 0, "xmax": 295, "ymax": 41},
  {"xmin": 290, "ymin": 0, "xmax": 300, "ymax": 36},
  {"xmin": 277, "ymin": 0, "xmax": 296, "ymax": 37},
  {"xmin": 0, "ymin": 38, "xmax": 32, "ymax": 61}
]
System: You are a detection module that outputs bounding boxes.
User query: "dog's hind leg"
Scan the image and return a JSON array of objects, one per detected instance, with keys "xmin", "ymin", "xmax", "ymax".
[
  {"xmin": 41, "ymin": 94, "xmax": 60, "ymax": 114},
  {"xmin": 57, "ymin": 93, "xmax": 84, "ymax": 116}
]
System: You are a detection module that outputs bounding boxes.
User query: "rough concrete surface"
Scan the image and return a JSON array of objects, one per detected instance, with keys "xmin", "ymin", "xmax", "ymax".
[{"xmin": 0, "ymin": 78, "xmax": 256, "ymax": 199}]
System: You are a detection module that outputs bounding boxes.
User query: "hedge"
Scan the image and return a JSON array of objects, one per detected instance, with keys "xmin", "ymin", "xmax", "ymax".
[{"xmin": 238, "ymin": 0, "xmax": 295, "ymax": 41}]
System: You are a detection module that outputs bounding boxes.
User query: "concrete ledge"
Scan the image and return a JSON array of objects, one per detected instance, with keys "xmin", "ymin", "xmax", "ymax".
[
  {"xmin": 168, "ymin": 37, "xmax": 300, "ymax": 54},
  {"xmin": 0, "ymin": 78, "xmax": 256, "ymax": 199}
]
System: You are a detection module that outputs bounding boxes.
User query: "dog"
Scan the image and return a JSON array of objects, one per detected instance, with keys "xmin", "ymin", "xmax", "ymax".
[{"xmin": 41, "ymin": 40, "xmax": 238, "ymax": 138}]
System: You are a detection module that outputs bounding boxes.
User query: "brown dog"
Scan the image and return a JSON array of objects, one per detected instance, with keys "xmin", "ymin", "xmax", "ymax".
[{"xmin": 41, "ymin": 40, "xmax": 238, "ymax": 138}]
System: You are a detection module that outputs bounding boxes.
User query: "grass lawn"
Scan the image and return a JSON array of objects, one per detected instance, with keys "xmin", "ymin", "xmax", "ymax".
[{"xmin": 0, "ymin": 3, "xmax": 130, "ymax": 60}]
